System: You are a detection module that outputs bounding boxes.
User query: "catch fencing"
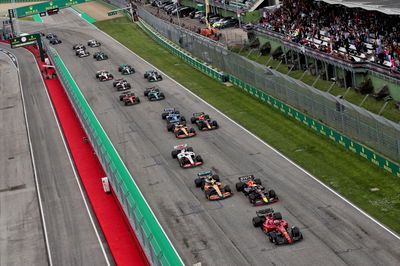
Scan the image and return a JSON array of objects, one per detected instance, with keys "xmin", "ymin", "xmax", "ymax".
[
  {"xmin": 45, "ymin": 44, "xmax": 184, "ymax": 266},
  {"xmin": 137, "ymin": 6, "xmax": 400, "ymax": 162}
]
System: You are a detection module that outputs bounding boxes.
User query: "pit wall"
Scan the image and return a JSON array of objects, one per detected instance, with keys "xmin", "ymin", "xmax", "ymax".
[{"xmin": 45, "ymin": 44, "xmax": 184, "ymax": 266}]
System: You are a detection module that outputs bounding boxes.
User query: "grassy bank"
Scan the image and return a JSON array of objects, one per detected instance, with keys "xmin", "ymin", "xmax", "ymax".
[{"xmin": 94, "ymin": 17, "xmax": 400, "ymax": 233}]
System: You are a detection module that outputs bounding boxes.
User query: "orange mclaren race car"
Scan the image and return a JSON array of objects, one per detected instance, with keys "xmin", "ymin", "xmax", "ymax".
[
  {"xmin": 194, "ymin": 171, "xmax": 232, "ymax": 200},
  {"xmin": 168, "ymin": 122, "xmax": 196, "ymax": 138}
]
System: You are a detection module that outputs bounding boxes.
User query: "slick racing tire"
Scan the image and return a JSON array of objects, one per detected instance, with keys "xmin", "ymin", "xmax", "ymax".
[
  {"xmin": 235, "ymin": 182, "xmax": 245, "ymax": 192},
  {"xmin": 254, "ymin": 178, "xmax": 262, "ymax": 185},
  {"xmin": 252, "ymin": 216, "xmax": 264, "ymax": 227},
  {"xmin": 171, "ymin": 150, "xmax": 179, "ymax": 158},
  {"xmin": 194, "ymin": 178, "xmax": 204, "ymax": 188},
  {"xmin": 186, "ymin": 147, "xmax": 194, "ymax": 152}
]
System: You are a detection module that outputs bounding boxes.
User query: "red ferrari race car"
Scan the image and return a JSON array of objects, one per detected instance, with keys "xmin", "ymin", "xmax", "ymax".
[
  {"xmin": 119, "ymin": 91, "xmax": 140, "ymax": 106},
  {"xmin": 190, "ymin": 112, "xmax": 218, "ymax": 131},
  {"xmin": 95, "ymin": 70, "xmax": 113, "ymax": 81},
  {"xmin": 168, "ymin": 122, "xmax": 196, "ymax": 138},
  {"xmin": 194, "ymin": 171, "xmax": 232, "ymax": 200},
  {"xmin": 252, "ymin": 208, "xmax": 303, "ymax": 245},
  {"xmin": 235, "ymin": 175, "xmax": 279, "ymax": 206},
  {"xmin": 171, "ymin": 144, "xmax": 204, "ymax": 168}
]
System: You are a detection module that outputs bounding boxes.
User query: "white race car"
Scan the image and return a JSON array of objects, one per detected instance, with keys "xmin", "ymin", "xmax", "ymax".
[
  {"xmin": 171, "ymin": 144, "xmax": 204, "ymax": 168},
  {"xmin": 88, "ymin": 39, "xmax": 101, "ymax": 47}
]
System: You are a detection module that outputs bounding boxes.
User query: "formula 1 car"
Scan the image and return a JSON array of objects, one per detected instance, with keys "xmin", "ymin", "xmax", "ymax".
[
  {"xmin": 76, "ymin": 49, "xmax": 90, "ymax": 58},
  {"xmin": 144, "ymin": 70, "xmax": 162, "ymax": 82},
  {"xmin": 171, "ymin": 144, "xmax": 203, "ymax": 168},
  {"xmin": 88, "ymin": 39, "xmax": 101, "ymax": 47},
  {"xmin": 93, "ymin": 51, "xmax": 108, "ymax": 61},
  {"xmin": 72, "ymin": 44, "xmax": 85, "ymax": 50},
  {"xmin": 191, "ymin": 112, "xmax": 218, "ymax": 131},
  {"xmin": 162, "ymin": 108, "xmax": 186, "ymax": 131},
  {"xmin": 96, "ymin": 70, "xmax": 113, "ymax": 81},
  {"xmin": 119, "ymin": 91, "xmax": 140, "ymax": 106},
  {"xmin": 144, "ymin": 86, "xmax": 165, "ymax": 101},
  {"xmin": 235, "ymin": 175, "xmax": 279, "ymax": 206},
  {"xmin": 252, "ymin": 208, "xmax": 303, "ymax": 245},
  {"xmin": 168, "ymin": 122, "xmax": 196, "ymax": 138},
  {"xmin": 118, "ymin": 64, "xmax": 135, "ymax": 75},
  {"xmin": 194, "ymin": 171, "xmax": 232, "ymax": 200},
  {"xmin": 46, "ymin": 33, "xmax": 57, "ymax": 39},
  {"xmin": 50, "ymin": 38, "xmax": 62, "ymax": 45},
  {"xmin": 113, "ymin": 79, "xmax": 131, "ymax": 91}
]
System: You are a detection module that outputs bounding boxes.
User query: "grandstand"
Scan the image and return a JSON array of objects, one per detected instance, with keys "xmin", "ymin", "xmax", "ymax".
[{"xmin": 246, "ymin": 0, "xmax": 400, "ymax": 96}]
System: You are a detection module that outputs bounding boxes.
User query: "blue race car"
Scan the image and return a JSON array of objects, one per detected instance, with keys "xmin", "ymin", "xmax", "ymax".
[{"xmin": 161, "ymin": 108, "xmax": 186, "ymax": 131}]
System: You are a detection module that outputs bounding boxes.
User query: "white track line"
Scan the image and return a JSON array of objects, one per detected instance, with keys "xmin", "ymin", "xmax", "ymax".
[
  {"xmin": 0, "ymin": 49, "xmax": 53, "ymax": 266},
  {"xmin": 89, "ymin": 20, "xmax": 400, "ymax": 240},
  {"xmin": 35, "ymin": 53, "xmax": 112, "ymax": 265}
]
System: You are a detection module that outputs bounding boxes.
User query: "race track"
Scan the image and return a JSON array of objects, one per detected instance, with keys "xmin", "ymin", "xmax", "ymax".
[
  {"xmin": 0, "ymin": 48, "xmax": 47, "ymax": 266},
  {"xmin": 0, "ymin": 42, "xmax": 112, "ymax": 265},
  {"xmin": 20, "ymin": 8, "xmax": 400, "ymax": 265}
]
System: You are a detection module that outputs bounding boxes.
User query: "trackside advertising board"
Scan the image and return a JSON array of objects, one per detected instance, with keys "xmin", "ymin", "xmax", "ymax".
[
  {"xmin": 10, "ymin": 33, "xmax": 40, "ymax": 48},
  {"xmin": 14, "ymin": 0, "xmax": 93, "ymax": 17},
  {"xmin": 227, "ymin": 74, "xmax": 400, "ymax": 177}
]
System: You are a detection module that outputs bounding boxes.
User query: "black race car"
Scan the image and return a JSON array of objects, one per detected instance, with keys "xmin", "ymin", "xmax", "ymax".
[
  {"xmin": 50, "ymin": 38, "xmax": 62, "ymax": 45},
  {"xmin": 144, "ymin": 70, "xmax": 162, "ymax": 82},
  {"xmin": 235, "ymin": 175, "xmax": 279, "ymax": 206},
  {"xmin": 118, "ymin": 64, "xmax": 135, "ymax": 75},
  {"xmin": 113, "ymin": 79, "xmax": 131, "ymax": 91},
  {"xmin": 190, "ymin": 112, "xmax": 218, "ymax": 131},
  {"xmin": 93, "ymin": 51, "xmax": 108, "ymax": 61},
  {"xmin": 46, "ymin": 33, "xmax": 57, "ymax": 39},
  {"xmin": 88, "ymin": 39, "xmax": 101, "ymax": 47}
]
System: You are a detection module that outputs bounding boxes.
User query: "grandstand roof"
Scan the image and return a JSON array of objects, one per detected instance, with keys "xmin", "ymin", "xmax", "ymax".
[{"xmin": 318, "ymin": 0, "xmax": 400, "ymax": 15}]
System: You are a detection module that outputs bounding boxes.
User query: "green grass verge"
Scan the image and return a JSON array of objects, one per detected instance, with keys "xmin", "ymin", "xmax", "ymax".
[
  {"xmin": 232, "ymin": 48, "xmax": 400, "ymax": 123},
  {"xmin": 94, "ymin": 17, "xmax": 400, "ymax": 233}
]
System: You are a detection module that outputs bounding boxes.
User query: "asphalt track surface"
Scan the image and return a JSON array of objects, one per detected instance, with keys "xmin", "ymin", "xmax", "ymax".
[
  {"xmin": 0, "ymin": 42, "xmax": 112, "ymax": 265},
  {"xmin": 0, "ymin": 49, "xmax": 47, "ymax": 265},
  {"xmin": 21, "ymin": 9, "xmax": 400, "ymax": 265}
]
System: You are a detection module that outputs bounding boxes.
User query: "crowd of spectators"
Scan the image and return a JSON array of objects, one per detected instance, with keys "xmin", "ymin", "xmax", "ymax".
[{"xmin": 257, "ymin": 0, "xmax": 400, "ymax": 73}]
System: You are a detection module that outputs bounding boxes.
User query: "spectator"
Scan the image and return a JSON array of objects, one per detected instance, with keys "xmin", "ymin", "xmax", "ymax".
[{"xmin": 256, "ymin": 0, "xmax": 400, "ymax": 68}]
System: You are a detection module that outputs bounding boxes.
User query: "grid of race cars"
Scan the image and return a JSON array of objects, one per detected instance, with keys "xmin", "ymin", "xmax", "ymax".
[{"xmin": 63, "ymin": 36, "xmax": 303, "ymax": 246}]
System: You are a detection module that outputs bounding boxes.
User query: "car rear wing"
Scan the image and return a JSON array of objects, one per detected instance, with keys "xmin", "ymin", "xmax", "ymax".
[
  {"xmin": 192, "ymin": 112, "xmax": 205, "ymax": 117},
  {"xmin": 164, "ymin": 107, "xmax": 176, "ymax": 112},
  {"xmin": 256, "ymin": 208, "xmax": 274, "ymax": 216},
  {"xmin": 197, "ymin": 170, "xmax": 212, "ymax": 177},
  {"xmin": 145, "ymin": 85, "xmax": 159, "ymax": 90},
  {"xmin": 238, "ymin": 175, "xmax": 255, "ymax": 182},
  {"xmin": 173, "ymin": 144, "xmax": 187, "ymax": 150}
]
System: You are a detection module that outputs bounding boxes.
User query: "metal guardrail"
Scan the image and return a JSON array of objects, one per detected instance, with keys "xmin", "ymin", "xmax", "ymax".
[
  {"xmin": 45, "ymin": 44, "xmax": 184, "ymax": 266},
  {"xmin": 139, "ymin": 17, "xmax": 226, "ymax": 82},
  {"xmin": 137, "ymin": 6, "xmax": 400, "ymax": 162},
  {"xmin": 137, "ymin": 8, "xmax": 400, "ymax": 176}
]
